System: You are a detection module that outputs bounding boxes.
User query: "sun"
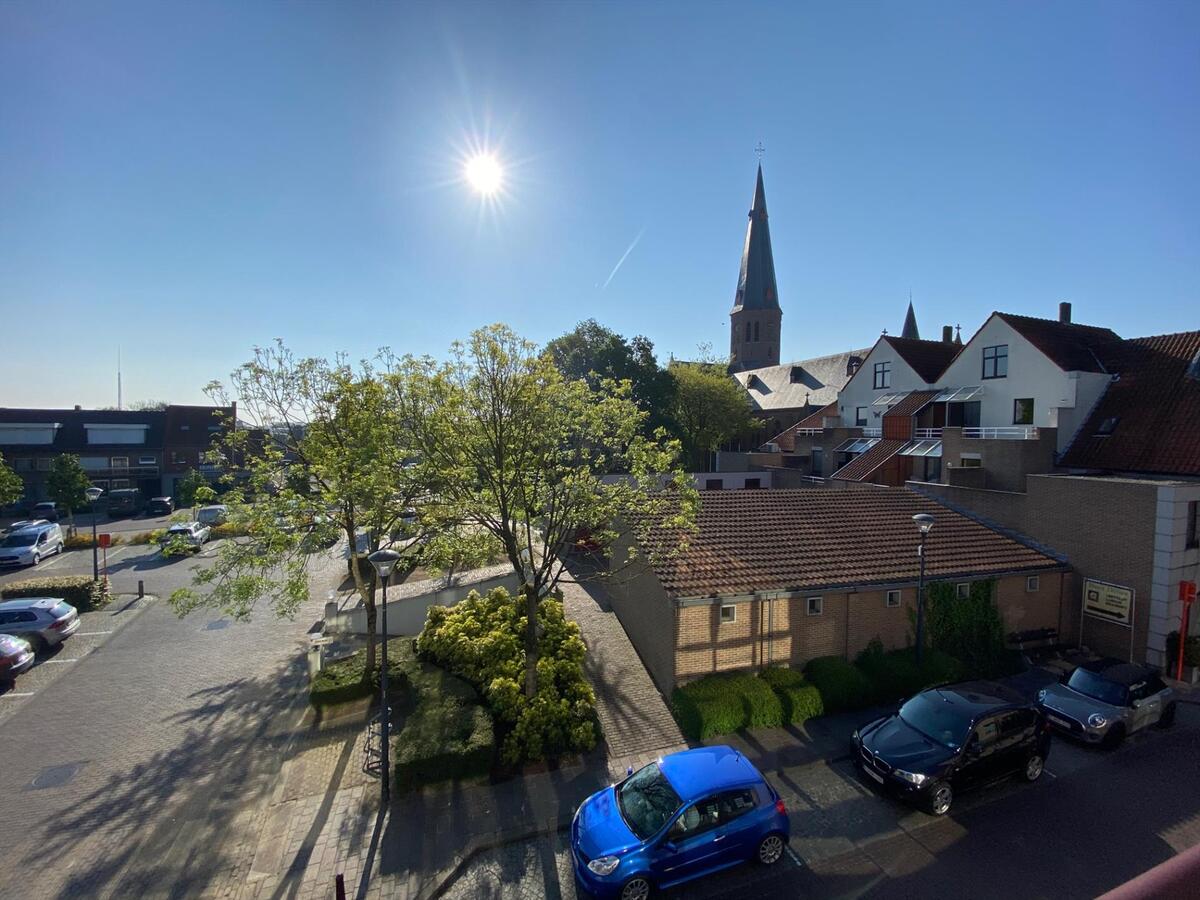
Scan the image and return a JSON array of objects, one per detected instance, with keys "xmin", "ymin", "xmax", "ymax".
[{"xmin": 464, "ymin": 153, "xmax": 503, "ymax": 195}]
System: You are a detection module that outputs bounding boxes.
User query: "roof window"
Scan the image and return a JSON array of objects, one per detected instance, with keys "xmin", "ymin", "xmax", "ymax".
[{"xmin": 1096, "ymin": 416, "xmax": 1119, "ymax": 436}]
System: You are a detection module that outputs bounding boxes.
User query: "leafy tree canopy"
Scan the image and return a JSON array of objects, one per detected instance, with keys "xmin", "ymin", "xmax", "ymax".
[
  {"xmin": 46, "ymin": 454, "xmax": 93, "ymax": 524},
  {"xmin": 667, "ymin": 359, "xmax": 755, "ymax": 470},
  {"xmin": 0, "ymin": 453, "xmax": 23, "ymax": 508}
]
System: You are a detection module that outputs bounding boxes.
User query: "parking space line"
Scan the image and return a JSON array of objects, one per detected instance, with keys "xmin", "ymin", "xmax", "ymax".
[
  {"xmin": 786, "ymin": 846, "xmax": 804, "ymax": 867},
  {"xmin": 77, "ymin": 631, "xmax": 113, "ymax": 636},
  {"xmin": 1043, "ymin": 768, "xmax": 1057, "ymax": 779},
  {"xmin": 0, "ymin": 692, "xmax": 34, "ymax": 698},
  {"xmin": 42, "ymin": 659, "xmax": 80, "ymax": 664}
]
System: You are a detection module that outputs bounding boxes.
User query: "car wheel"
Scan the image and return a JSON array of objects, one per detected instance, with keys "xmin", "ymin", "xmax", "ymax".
[
  {"xmin": 1157, "ymin": 703, "xmax": 1177, "ymax": 729},
  {"xmin": 619, "ymin": 875, "xmax": 652, "ymax": 900},
  {"xmin": 928, "ymin": 782, "xmax": 954, "ymax": 816},
  {"xmin": 757, "ymin": 832, "xmax": 785, "ymax": 865},
  {"xmin": 1023, "ymin": 754, "xmax": 1045, "ymax": 782},
  {"xmin": 31, "ymin": 553, "xmax": 40, "ymax": 566},
  {"xmin": 1102, "ymin": 724, "xmax": 1126, "ymax": 750},
  {"xmin": 24, "ymin": 635, "xmax": 43, "ymax": 655}
]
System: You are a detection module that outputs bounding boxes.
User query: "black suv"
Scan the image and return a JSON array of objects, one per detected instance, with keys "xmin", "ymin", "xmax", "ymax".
[{"xmin": 852, "ymin": 681, "xmax": 1050, "ymax": 816}]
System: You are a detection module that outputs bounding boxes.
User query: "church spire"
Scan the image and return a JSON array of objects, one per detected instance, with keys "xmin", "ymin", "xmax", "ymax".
[
  {"xmin": 732, "ymin": 164, "xmax": 779, "ymax": 313},
  {"xmin": 901, "ymin": 298, "xmax": 920, "ymax": 340}
]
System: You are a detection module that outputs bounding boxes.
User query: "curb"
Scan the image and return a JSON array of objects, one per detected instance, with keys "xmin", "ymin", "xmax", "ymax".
[{"xmin": 419, "ymin": 818, "xmax": 572, "ymax": 900}]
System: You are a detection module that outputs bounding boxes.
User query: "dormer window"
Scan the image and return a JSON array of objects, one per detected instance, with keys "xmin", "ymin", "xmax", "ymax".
[
  {"xmin": 847, "ymin": 356, "xmax": 863, "ymax": 376},
  {"xmin": 790, "ymin": 366, "xmax": 804, "ymax": 383},
  {"xmin": 1096, "ymin": 416, "xmax": 1119, "ymax": 436}
]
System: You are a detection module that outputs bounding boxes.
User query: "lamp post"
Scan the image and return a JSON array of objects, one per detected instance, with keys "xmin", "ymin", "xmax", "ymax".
[
  {"xmin": 85, "ymin": 487, "xmax": 104, "ymax": 582},
  {"xmin": 368, "ymin": 547, "xmax": 402, "ymax": 805},
  {"xmin": 912, "ymin": 513, "xmax": 935, "ymax": 666}
]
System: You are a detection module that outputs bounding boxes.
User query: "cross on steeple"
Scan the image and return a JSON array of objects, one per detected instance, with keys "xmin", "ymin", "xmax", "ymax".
[{"xmin": 754, "ymin": 142, "xmax": 765, "ymax": 161}]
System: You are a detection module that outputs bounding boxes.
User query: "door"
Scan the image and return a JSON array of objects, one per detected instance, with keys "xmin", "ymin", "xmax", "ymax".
[
  {"xmin": 651, "ymin": 795, "xmax": 728, "ymax": 887},
  {"xmin": 955, "ymin": 715, "xmax": 1004, "ymax": 789},
  {"xmin": 715, "ymin": 787, "xmax": 763, "ymax": 860},
  {"xmin": 996, "ymin": 710, "xmax": 1038, "ymax": 775},
  {"xmin": 1128, "ymin": 679, "xmax": 1163, "ymax": 732}
]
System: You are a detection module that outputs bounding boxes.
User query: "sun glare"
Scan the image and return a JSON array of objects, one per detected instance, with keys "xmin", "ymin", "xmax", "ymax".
[{"xmin": 464, "ymin": 153, "xmax": 503, "ymax": 195}]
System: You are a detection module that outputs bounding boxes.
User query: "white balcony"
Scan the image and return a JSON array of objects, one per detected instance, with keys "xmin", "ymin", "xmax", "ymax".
[
  {"xmin": 914, "ymin": 428, "xmax": 943, "ymax": 439},
  {"xmin": 793, "ymin": 427, "xmax": 823, "ymax": 436},
  {"xmin": 961, "ymin": 426, "xmax": 1039, "ymax": 440},
  {"xmin": 861, "ymin": 427, "xmax": 882, "ymax": 437}
]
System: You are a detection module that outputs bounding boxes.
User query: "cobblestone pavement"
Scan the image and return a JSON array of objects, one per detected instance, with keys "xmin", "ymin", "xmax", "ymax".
[
  {"xmin": 0, "ymin": 546, "xmax": 347, "ymax": 900},
  {"xmin": 559, "ymin": 575, "xmax": 685, "ymax": 761}
]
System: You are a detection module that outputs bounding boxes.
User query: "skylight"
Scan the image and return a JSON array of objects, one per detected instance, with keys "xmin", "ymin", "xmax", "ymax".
[
  {"xmin": 1096, "ymin": 416, "xmax": 1119, "ymax": 436},
  {"xmin": 933, "ymin": 385, "xmax": 984, "ymax": 403},
  {"xmin": 899, "ymin": 440, "xmax": 943, "ymax": 458}
]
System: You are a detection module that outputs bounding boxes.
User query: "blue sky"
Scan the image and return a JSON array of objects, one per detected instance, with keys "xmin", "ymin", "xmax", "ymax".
[{"xmin": 2, "ymin": 1, "xmax": 1197, "ymax": 408}]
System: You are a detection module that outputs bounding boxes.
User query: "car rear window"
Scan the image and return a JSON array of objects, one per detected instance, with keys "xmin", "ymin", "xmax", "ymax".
[{"xmin": 49, "ymin": 602, "xmax": 74, "ymax": 618}]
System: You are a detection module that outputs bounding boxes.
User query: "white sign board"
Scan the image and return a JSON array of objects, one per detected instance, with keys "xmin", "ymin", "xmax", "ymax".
[{"xmin": 1083, "ymin": 579, "xmax": 1134, "ymax": 628}]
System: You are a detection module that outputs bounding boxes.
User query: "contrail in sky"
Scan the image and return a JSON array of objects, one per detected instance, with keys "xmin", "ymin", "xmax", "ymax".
[{"xmin": 600, "ymin": 226, "xmax": 646, "ymax": 290}]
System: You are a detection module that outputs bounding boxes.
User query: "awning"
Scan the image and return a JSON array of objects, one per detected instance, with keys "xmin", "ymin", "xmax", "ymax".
[
  {"xmin": 833, "ymin": 437, "xmax": 881, "ymax": 454},
  {"xmin": 933, "ymin": 385, "xmax": 984, "ymax": 403},
  {"xmin": 898, "ymin": 439, "xmax": 943, "ymax": 458}
]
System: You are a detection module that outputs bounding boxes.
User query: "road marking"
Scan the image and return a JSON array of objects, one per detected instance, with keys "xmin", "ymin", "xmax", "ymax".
[
  {"xmin": 1043, "ymin": 768, "xmax": 1057, "ymax": 779},
  {"xmin": 42, "ymin": 658, "xmax": 80, "ymax": 664},
  {"xmin": 76, "ymin": 631, "xmax": 113, "ymax": 636},
  {"xmin": 0, "ymin": 692, "xmax": 34, "ymax": 698},
  {"xmin": 786, "ymin": 846, "xmax": 805, "ymax": 867}
]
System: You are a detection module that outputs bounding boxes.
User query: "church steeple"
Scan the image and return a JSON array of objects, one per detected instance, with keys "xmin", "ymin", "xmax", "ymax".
[
  {"xmin": 730, "ymin": 164, "xmax": 782, "ymax": 371},
  {"xmin": 901, "ymin": 299, "xmax": 920, "ymax": 340}
]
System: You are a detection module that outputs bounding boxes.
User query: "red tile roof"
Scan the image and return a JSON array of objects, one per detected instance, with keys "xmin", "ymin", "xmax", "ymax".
[
  {"xmin": 635, "ymin": 488, "xmax": 1062, "ymax": 598},
  {"xmin": 770, "ymin": 402, "xmax": 837, "ymax": 451},
  {"xmin": 995, "ymin": 313, "xmax": 1121, "ymax": 374},
  {"xmin": 882, "ymin": 337, "xmax": 962, "ymax": 383},
  {"xmin": 831, "ymin": 439, "xmax": 906, "ymax": 482},
  {"xmin": 1060, "ymin": 330, "xmax": 1200, "ymax": 476},
  {"xmin": 882, "ymin": 390, "xmax": 939, "ymax": 419}
]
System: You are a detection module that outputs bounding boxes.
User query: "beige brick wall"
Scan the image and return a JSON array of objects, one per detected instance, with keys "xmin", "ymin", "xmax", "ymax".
[{"xmin": 606, "ymin": 532, "xmax": 677, "ymax": 694}]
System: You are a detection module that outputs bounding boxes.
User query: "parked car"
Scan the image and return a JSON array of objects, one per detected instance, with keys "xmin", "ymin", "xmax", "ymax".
[
  {"xmin": 0, "ymin": 598, "xmax": 80, "ymax": 653},
  {"xmin": 196, "ymin": 504, "xmax": 228, "ymax": 527},
  {"xmin": 160, "ymin": 522, "xmax": 212, "ymax": 553},
  {"xmin": 0, "ymin": 522, "xmax": 65, "ymax": 568},
  {"xmin": 30, "ymin": 502, "xmax": 59, "ymax": 522},
  {"xmin": 146, "ymin": 496, "xmax": 175, "ymax": 516},
  {"xmin": 571, "ymin": 746, "xmax": 790, "ymax": 899},
  {"xmin": 0, "ymin": 634, "xmax": 35, "ymax": 683},
  {"xmin": 1037, "ymin": 659, "xmax": 1176, "ymax": 748},
  {"xmin": 852, "ymin": 681, "xmax": 1050, "ymax": 816},
  {"xmin": 106, "ymin": 488, "xmax": 144, "ymax": 517}
]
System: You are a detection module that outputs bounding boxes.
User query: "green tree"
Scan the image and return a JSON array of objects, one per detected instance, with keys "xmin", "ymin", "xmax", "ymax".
[
  {"xmin": 667, "ymin": 360, "xmax": 755, "ymax": 470},
  {"xmin": 0, "ymin": 453, "xmax": 23, "ymax": 508},
  {"xmin": 395, "ymin": 324, "xmax": 696, "ymax": 699},
  {"xmin": 46, "ymin": 454, "xmax": 92, "ymax": 533},
  {"xmin": 546, "ymin": 319, "xmax": 676, "ymax": 434},
  {"xmin": 176, "ymin": 469, "xmax": 209, "ymax": 509},
  {"xmin": 170, "ymin": 342, "xmax": 439, "ymax": 675}
]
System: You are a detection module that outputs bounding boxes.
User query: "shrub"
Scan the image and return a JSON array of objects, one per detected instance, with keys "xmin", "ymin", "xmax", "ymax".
[
  {"xmin": 417, "ymin": 587, "xmax": 597, "ymax": 764},
  {"xmin": 210, "ymin": 522, "xmax": 247, "ymax": 539},
  {"xmin": 127, "ymin": 530, "xmax": 165, "ymax": 545},
  {"xmin": 803, "ymin": 656, "xmax": 875, "ymax": 713},
  {"xmin": 921, "ymin": 579, "xmax": 1009, "ymax": 677},
  {"xmin": 855, "ymin": 640, "xmax": 964, "ymax": 703},
  {"xmin": 759, "ymin": 666, "xmax": 825, "ymax": 725},
  {"xmin": 393, "ymin": 676, "xmax": 494, "ymax": 790},
  {"xmin": 1167, "ymin": 631, "xmax": 1200, "ymax": 668},
  {"xmin": 63, "ymin": 532, "xmax": 124, "ymax": 550},
  {"xmin": 671, "ymin": 672, "xmax": 784, "ymax": 741},
  {"xmin": 1, "ymin": 575, "xmax": 112, "ymax": 612}
]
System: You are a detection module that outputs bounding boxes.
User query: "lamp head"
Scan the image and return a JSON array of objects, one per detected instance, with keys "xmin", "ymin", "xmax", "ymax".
[
  {"xmin": 85, "ymin": 486, "xmax": 104, "ymax": 502},
  {"xmin": 912, "ymin": 513, "xmax": 935, "ymax": 535},
  {"xmin": 368, "ymin": 548, "xmax": 402, "ymax": 579}
]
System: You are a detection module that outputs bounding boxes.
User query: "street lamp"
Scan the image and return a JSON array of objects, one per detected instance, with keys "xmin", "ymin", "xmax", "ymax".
[
  {"xmin": 913, "ymin": 513, "xmax": 935, "ymax": 667},
  {"xmin": 368, "ymin": 547, "xmax": 402, "ymax": 804},
  {"xmin": 85, "ymin": 486, "xmax": 104, "ymax": 581}
]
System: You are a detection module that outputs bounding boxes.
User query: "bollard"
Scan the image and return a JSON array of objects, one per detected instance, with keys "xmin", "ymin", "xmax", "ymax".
[
  {"xmin": 138, "ymin": 580, "xmax": 145, "ymax": 599},
  {"xmin": 335, "ymin": 873, "xmax": 346, "ymax": 900}
]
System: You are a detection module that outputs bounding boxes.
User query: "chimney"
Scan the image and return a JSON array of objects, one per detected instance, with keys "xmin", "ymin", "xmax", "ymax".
[
  {"xmin": 74, "ymin": 404, "xmax": 82, "ymax": 411},
  {"xmin": 1059, "ymin": 301, "xmax": 1072, "ymax": 324},
  {"xmin": 941, "ymin": 325, "xmax": 953, "ymax": 344}
]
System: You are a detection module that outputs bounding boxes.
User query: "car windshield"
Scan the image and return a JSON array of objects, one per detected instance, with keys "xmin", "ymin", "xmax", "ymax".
[
  {"xmin": 616, "ymin": 762, "xmax": 683, "ymax": 841},
  {"xmin": 1066, "ymin": 668, "xmax": 1128, "ymax": 706},
  {"xmin": 898, "ymin": 692, "xmax": 973, "ymax": 750},
  {"xmin": 1, "ymin": 533, "xmax": 38, "ymax": 548}
]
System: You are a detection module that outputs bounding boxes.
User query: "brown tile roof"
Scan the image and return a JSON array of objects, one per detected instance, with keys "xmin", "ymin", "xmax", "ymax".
[
  {"xmin": 831, "ymin": 439, "xmax": 906, "ymax": 482},
  {"xmin": 882, "ymin": 337, "xmax": 962, "ymax": 383},
  {"xmin": 882, "ymin": 390, "xmax": 939, "ymax": 419},
  {"xmin": 995, "ymin": 313, "xmax": 1121, "ymax": 373},
  {"xmin": 770, "ymin": 402, "xmax": 837, "ymax": 451},
  {"xmin": 636, "ymin": 488, "xmax": 1062, "ymax": 598},
  {"xmin": 1059, "ymin": 330, "xmax": 1200, "ymax": 476}
]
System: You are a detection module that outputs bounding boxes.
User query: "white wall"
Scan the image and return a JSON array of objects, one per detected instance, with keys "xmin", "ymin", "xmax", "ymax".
[
  {"xmin": 836, "ymin": 338, "xmax": 929, "ymax": 427},
  {"xmin": 1146, "ymin": 482, "xmax": 1200, "ymax": 668}
]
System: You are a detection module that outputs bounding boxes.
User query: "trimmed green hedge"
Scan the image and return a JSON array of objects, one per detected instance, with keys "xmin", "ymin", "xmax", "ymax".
[
  {"xmin": 672, "ymin": 672, "xmax": 784, "ymax": 741},
  {"xmin": 1, "ymin": 575, "xmax": 112, "ymax": 612},
  {"xmin": 394, "ymin": 668, "xmax": 494, "ymax": 791},
  {"xmin": 803, "ymin": 656, "xmax": 876, "ymax": 713},
  {"xmin": 310, "ymin": 637, "xmax": 413, "ymax": 707},
  {"xmin": 854, "ymin": 642, "xmax": 965, "ymax": 703},
  {"xmin": 759, "ymin": 666, "xmax": 825, "ymax": 724}
]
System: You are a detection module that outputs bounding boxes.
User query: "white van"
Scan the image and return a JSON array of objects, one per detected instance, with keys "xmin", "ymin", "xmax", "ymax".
[{"xmin": 0, "ymin": 522, "xmax": 65, "ymax": 568}]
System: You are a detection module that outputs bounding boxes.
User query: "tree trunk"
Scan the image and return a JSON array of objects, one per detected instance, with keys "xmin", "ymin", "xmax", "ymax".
[{"xmin": 523, "ymin": 583, "xmax": 539, "ymax": 698}]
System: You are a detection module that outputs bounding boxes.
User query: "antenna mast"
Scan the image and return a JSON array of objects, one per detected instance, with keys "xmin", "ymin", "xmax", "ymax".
[{"xmin": 118, "ymin": 346, "xmax": 123, "ymax": 410}]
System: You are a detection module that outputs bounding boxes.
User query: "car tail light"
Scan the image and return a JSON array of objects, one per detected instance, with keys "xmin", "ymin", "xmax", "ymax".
[
  {"xmin": 50, "ymin": 617, "xmax": 71, "ymax": 631},
  {"xmin": 775, "ymin": 799, "xmax": 787, "ymax": 816}
]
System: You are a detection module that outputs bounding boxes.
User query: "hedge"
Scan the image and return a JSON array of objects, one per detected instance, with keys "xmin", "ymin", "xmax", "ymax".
[
  {"xmin": 1167, "ymin": 631, "xmax": 1200, "ymax": 668},
  {"xmin": 671, "ymin": 672, "xmax": 784, "ymax": 741},
  {"xmin": 759, "ymin": 666, "xmax": 825, "ymax": 724},
  {"xmin": 854, "ymin": 641, "xmax": 964, "ymax": 704},
  {"xmin": 394, "ymin": 668, "xmax": 494, "ymax": 791},
  {"xmin": 63, "ymin": 533, "xmax": 124, "ymax": 550},
  {"xmin": 803, "ymin": 656, "xmax": 876, "ymax": 713},
  {"xmin": 1, "ymin": 575, "xmax": 112, "ymax": 612}
]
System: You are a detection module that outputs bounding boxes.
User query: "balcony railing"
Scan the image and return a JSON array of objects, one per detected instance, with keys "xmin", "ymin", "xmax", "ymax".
[
  {"xmin": 861, "ymin": 427, "xmax": 882, "ymax": 437},
  {"xmin": 914, "ymin": 428, "xmax": 943, "ymax": 439},
  {"xmin": 793, "ymin": 427, "xmax": 823, "ymax": 436},
  {"xmin": 961, "ymin": 426, "xmax": 1039, "ymax": 440},
  {"xmin": 81, "ymin": 465, "xmax": 160, "ymax": 477}
]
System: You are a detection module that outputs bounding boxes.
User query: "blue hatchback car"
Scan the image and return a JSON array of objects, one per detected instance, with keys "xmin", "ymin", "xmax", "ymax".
[{"xmin": 570, "ymin": 746, "xmax": 790, "ymax": 899}]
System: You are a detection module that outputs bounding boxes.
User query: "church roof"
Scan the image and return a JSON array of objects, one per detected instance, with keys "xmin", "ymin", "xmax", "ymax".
[
  {"xmin": 733, "ymin": 348, "xmax": 871, "ymax": 413},
  {"xmin": 901, "ymin": 301, "xmax": 920, "ymax": 340},
  {"xmin": 731, "ymin": 165, "xmax": 780, "ymax": 313}
]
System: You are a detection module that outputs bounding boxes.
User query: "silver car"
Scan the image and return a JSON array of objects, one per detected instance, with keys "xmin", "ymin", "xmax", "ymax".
[
  {"xmin": 0, "ymin": 598, "xmax": 80, "ymax": 654},
  {"xmin": 1038, "ymin": 659, "xmax": 1176, "ymax": 748},
  {"xmin": 160, "ymin": 521, "xmax": 212, "ymax": 553}
]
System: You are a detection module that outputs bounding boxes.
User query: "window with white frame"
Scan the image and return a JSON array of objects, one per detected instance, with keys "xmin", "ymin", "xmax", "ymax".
[
  {"xmin": 1026, "ymin": 576, "xmax": 1040, "ymax": 593},
  {"xmin": 807, "ymin": 596, "xmax": 823, "ymax": 616},
  {"xmin": 886, "ymin": 590, "xmax": 901, "ymax": 608},
  {"xmin": 139, "ymin": 455, "xmax": 156, "ymax": 466},
  {"xmin": 720, "ymin": 604, "xmax": 736, "ymax": 624},
  {"xmin": 956, "ymin": 583, "xmax": 970, "ymax": 599}
]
